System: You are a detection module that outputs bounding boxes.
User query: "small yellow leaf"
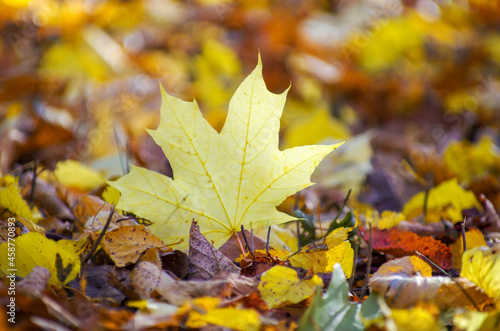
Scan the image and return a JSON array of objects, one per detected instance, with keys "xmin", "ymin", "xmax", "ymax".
[
  {"xmin": 450, "ymin": 229, "xmax": 486, "ymax": 269},
  {"xmin": 391, "ymin": 305, "xmax": 442, "ymax": 331},
  {"xmin": 377, "ymin": 211, "xmax": 406, "ymax": 230},
  {"xmin": 0, "ymin": 175, "xmax": 33, "ymax": 219},
  {"xmin": 0, "ymin": 232, "xmax": 80, "ymax": 285},
  {"xmin": 402, "ymin": 178, "xmax": 482, "ymax": 223},
  {"xmin": 258, "ymin": 265, "xmax": 323, "ymax": 308},
  {"xmin": 186, "ymin": 297, "xmax": 260, "ymax": 331},
  {"xmin": 444, "ymin": 136, "xmax": 500, "ymax": 183},
  {"xmin": 461, "ymin": 244, "xmax": 500, "ymax": 306},
  {"xmin": 54, "ymin": 160, "xmax": 105, "ymax": 191},
  {"xmin": 287, "ymin": 227, "xmax": 354, "ymax": 276}
]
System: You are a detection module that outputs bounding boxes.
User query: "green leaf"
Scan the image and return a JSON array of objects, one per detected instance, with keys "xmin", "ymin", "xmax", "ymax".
[{"xmin": 298, "ymin": 264, "xmax": 363, "ymax": 331}]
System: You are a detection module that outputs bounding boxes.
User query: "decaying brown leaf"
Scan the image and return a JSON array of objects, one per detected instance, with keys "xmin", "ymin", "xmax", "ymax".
[{"xmin": 187, "ymin": 222, "xmax": 240, "ymax": 280}]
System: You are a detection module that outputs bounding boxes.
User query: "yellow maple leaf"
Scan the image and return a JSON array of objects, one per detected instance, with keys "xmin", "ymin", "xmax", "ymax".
[
  {"xmin": 287, "ymin": 227, "xmax": 354, "ymax": 276},
  {"xmin": 0, "ymin": 232, "xmax": 80, "ymax": 285},
  {"xmin": 258, "ymin": 265, "xmax": 323, "ymax": 308},
  {"xmin": 0, "ymin": 175, "xmax": 33, "ymax": 219},
  {"xmin": 402, "ymin": 178, "xmax": 482, "ymax": 223},
  {"xmin": 109, "ymin": 57, "xmax": 341, "ymax": 249},
  {"xmin": 461, "ymin": 244, "xmax": 500, "ymax": 306}
]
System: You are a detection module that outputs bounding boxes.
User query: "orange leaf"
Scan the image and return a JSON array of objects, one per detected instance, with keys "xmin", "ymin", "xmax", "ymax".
[{"xmin": 368, "ymin": 228, "xmax": 452, "ymax": 269}]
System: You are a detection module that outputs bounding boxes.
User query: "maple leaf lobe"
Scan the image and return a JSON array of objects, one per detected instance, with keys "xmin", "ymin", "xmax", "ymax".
[{"xmin": 109, "ymin": 57, "xmax": 342, "ymax": 249}]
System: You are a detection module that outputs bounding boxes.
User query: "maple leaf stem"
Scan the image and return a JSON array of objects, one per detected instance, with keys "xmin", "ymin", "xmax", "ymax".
[
  {"xmin": 414, "ymin": 250, "xmax": 480, "ymax": 311},
  {"xmin": 461, "ymin": 217, "xmax": 467, "ymax": 251},
  {"xmin": 235, "ymin": 232, "xmax": 246, "ymax": 257}
]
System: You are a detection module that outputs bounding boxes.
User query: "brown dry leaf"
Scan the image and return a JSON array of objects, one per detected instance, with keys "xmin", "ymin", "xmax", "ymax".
[
  {"xmin": 130, "ymin": 261, "xmax": 162, "ymax": 299},
  {"xmin": 130, "ymin": 247, "xmax": 163, "ymax": 299},
  {"xmin": 79, "ymin": 264, "xmax": 129, "ymax": 304},
  {"xmin": 161, "ymin": 250, "xmax": 189, "ymax": 279},
  {"xmin": 369, "ymin": 256, "xmax": 445, "ymax": 308},
  {"xmin": 156, "ymin": 272, "xmax": 258, "ymax": 306},
  {"xmin": 17, "ymin": 266, "xmax": 51, "ymax": 297},
  {"xmin": 73, "ymin": 195, "xmax": 135, "ymax": 231},
  {"xmin": 435, "ymin": 278, "xmax": 492, "ymax": 310},
  {"xmin": 102, "ymin": 225, "xmax": 169, "ymax": 267},
  {"xmin": 187, "ymin": 221, "xmax": 239, "ymax": 280}
]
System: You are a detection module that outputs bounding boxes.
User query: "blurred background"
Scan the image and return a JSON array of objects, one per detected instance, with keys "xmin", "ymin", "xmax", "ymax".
[{"xmin": 1, "ymin": 0, "xmax": 500, "ymax": 214}]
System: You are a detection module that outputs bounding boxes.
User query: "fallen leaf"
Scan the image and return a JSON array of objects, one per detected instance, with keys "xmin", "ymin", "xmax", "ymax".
[
  {"xmin": 0, "ymin": 232, "xmax": 79, "ymax": 285},
  {"xmin": 454, "ymin": 310, "xmax": 500, "ymax": 331},
  {"xmin": 185, "ymin": 297, "xmax": 260, "ymax": 331},
  {"xmin": 102, "ymin": 225, "xmax": 168, "ymax": 267},
  {"xmin": 288, "ymin": 227, "xmax": 354, "ymax": 276},
  {"xmin": 369, "ymin": 228, "xmax": 452, "ymax": 269},
  {"xmin": 444, "ymin": 135, "xmax": 500, "ymax": 184},
  {"xmin": 17, "ymin": 266, "xmax": 51, "ymax": 297},
  {"xmin": 369, "ymin": 256, "xmax": 442, "ymax": 308},
  {"xmin": 160, "ymin": 250, "xmax": 189, "ymax": 279},
  {"xmin": 258, "ymin": 265, "xmax": 323, "ymax": 308},
  {"xmin": 461, "ymin": 244, "xmax": 500, "ymax": 306},
  {"xmin": 131, "ymin": 261, "xmax": 161, "ymax": 299},
  {"xmin": 0, "ymin": 175, "xmax": 33, "ymax": 219},
  {"xmin": 298, "ymin": 264, "xmax": 363, "ymax": 331},
  {"xmin": 54, "ymin": 160, "xmax": 105, "ymax": 191},
  {"xmin": 390, "ymin": 304, "xmax": 442, "ymax": 331},
  {"xmin": 450, "ymin": 229, "xmax": 486, "ymax": 269},
  {"xmin": 402, "ymin": 179, "xmax": 482, "ymax": 223},
  {"xmin": 187, "ymin": 222, "xmax": 239, "ymax": 280},
  {"xmin": 109, "ymin": 57, "xmax": 341, "ymax": 249}
]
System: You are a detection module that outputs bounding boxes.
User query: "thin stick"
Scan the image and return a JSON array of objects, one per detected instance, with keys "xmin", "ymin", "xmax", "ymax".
[
  {"xmin": 317, "ymin": 202, "xmax": 323, "ymax": 238},
  {"xmin": 29, "ymin": 160, "xmax": 37, "ymax": 205},
  {"xmin": 461, "ymin": 217, "xmax": 467, "ymax": 252},
  {"xmin": 266, "ymin": 226, "xmax": 271, "ymax": 254},
  {"xmin": 349, "ymin": 230, "xmax": 359, "ymax": 289},
  {"xmin": 296, "ymin": 219, "xmax": 302, "ymax": 251},
  {"xmin": 332, "ymin": 189, "xmax": 352, "ymax": 225},
  {"xmin": 235, "ymin": 232, "xmax": 246, "ymax": 257},
  {"xmin": 415, "ymin": 250, "xmax": 479, "ymax": 310},
  {"xmin": 251, "ymin": 229, "xmax": 254, "ymax": 252},
  {"xmin": 241, "ymin": 225, "xmax": 255, "ymax": 259},
  {"xmin": 361, "ymin": 223, "xmax": 373, "ymax": 298},
  {"xmin": 81, "ymin": 205, "xmax": 115, "ymax": 275}
]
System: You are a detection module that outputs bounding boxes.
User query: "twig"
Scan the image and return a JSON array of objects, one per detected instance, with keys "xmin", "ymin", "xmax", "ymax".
[
  {"xmin": 266, "ymin": 226, "xmax": 271, "ymax": 254},
  {"xmin": 361, "ymin": 223, "xmax": 373, "ymax": 298},
  {"xmin": 251, "ymin": 229, "xmax": 254, "ymax": 252},
  {"xmin": 461, "ymin": 217, "xmax": 467, "ymax": 252},
  {"xmin": 29, "ymin": 160, "xmax": 37, "ymax": 205},
  {"xmin": 331, "ymin": 189, "xmax": 352, "ymax": 225},
  {"xmin": 317, "ymin": 202, "xmax": 323, "ymax": 238},
  {"xmin": 80, "ymin": 205, "xmax": 115, "ymax": 275},
  {"xmin": 415, "ymin": 250, "xmax": 480, "ymax": 310},
  {"xmin": 241, "ymin": 225, "xmax": 255, "ymax": 259},
  {"xmin": 349, "ymin": 229, "xmax": 359, "ymax": 289}
]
